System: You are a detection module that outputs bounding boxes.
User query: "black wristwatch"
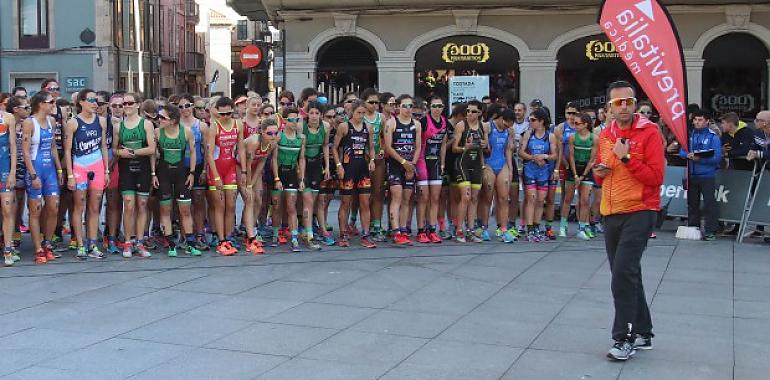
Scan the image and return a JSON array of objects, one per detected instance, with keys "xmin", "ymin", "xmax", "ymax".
[
  {"xmin": 620, "ymin": 153, "xmax": 631, "ymax": 164},
  {"xmin": 29, "ymin": 173, "xmax": 38, "ymax": 180}
]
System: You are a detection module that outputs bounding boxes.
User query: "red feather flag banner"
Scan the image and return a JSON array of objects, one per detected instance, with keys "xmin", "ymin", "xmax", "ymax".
[{"xmin": 598, "ymin": 0, "xmax": 689, "ymax": 151}]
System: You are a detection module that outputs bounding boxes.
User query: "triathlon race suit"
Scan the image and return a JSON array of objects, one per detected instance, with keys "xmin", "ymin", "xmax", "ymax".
[
  {"xmin": 14, "ymin": 117, "xmax": 25, "ymax": 189},
  {"xmin": 26, "ymin": 117, "xmax": 59, "ymax": 199},
  {"xmin": 560, "ymin": 122, "xmax": 576, "ymax": 182},
  {"xmin": 486, "ymin": 121, "xmax": 510, "ymax": 176},
  {"xmin": 455, "ymin": 123, "xmax": 484, "ymax": 188},
  {"xmin": 566, "ymin": 132, "xmax": 595, "ymax": 185},
  {"xmin": 339, "ymin": 122, "xmax": 372, "ymax": 196},
  {"xmin": 320, "ymin": 124, "xmax": 338, "ymax": 194},
  {"xmin": 157, "ymin": 127, "xmax": 191, "ymax": 205},
  {"xmin": 0, "ymin": 114, "xmax": 12, "ymax": 193},
  {"xmin": 118, "ymin": 118, "xmax": 151, "ymax": 196},
  {"xmin": 208, "ymin": 120, "xmax": 239, "ymax": 190},
  {"xmin": 417, "ymin": 115, "xmax": 446, "ymax": 186},
  {"xmin": 303, "ymin": 121, "xmax": 325, "ymax": 192},
  {"xmin": 183, "ymin": 119, "xmax": 206, "ymax": 190},
  {"xmin": 387, "ymin": 118, "xmax": 417, "ymax": 188},
  {"xmin": 72, "ymin": 116, "xmax": 106, "ymax": 191},
  {"xmin": 523, "ymin": 130, "xmax": 552, "ymax": 191},
  {"xmin": 242, "ymin": 119, "xmax": 259, "ymax": 140},
  {"xmin": 364, "ymin": 112, "xmax": 384, "ymax": 159},
  {"xmin": 276, "ymin": 131, "xmax": 301, "ymax": 192}
]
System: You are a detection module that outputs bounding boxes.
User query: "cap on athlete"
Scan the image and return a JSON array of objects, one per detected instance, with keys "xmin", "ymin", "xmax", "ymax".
[
  {"xmin": 234, "ymin": 95, "xmax": 248, "ymax": 105},
  {"xmin": 530, "ymin": 98, "xmax": 543, "ymax": 108}
]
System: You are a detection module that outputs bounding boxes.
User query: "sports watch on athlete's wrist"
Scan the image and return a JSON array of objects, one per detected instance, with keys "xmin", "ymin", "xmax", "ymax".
[
  {"xmin": 30, "ymin": 173, "xmax": 38, "ymax": 180},
  {"xmin": 621, "ymin": 153, "xmax": 631, "ymax": 164}
]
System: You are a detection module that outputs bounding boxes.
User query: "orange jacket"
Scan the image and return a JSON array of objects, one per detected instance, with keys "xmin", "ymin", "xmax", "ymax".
[{"xmin": 595, "ymin": 115, "xmax": 665, "ymax": 216}]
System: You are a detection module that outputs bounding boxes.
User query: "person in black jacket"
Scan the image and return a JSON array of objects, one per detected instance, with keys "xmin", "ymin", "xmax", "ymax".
[{"xmin": 720, "ymin": 112, "xmax": 755, "ymax": 171}]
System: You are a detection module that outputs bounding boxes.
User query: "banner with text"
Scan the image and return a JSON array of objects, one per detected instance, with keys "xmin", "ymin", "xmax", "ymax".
[
  {"xmin": 598, "ymin": 0, "xmax": 689, "ymax": 151},
  {"xmin": 660, "ymin": 166, "xmax": 753, "ymax": 223},
  {"xmin": 449, "ymin": 76, "xmax": 489, "ymax": 106}
]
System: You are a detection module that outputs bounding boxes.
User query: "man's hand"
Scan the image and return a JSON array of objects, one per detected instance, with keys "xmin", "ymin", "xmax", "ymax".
[{"xmin": 613, "ymin": 139, "xmax": 630, "ymax": 159}]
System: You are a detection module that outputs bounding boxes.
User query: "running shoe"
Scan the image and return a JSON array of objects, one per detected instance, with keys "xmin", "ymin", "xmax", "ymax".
[
  {"xmin": 323, "ymin": 232, "xmax": 336, "ymax": 246},
  {"xmin": 135, "ymin": 243, "xmax": 152, "ymax": 258},
  {"xmin": 167, "ymin": 246, "xmax": 178, "ymax": 257},
  {"xmin": 360, "ymin": 235, "xmax": 376, "ymax": 249},
  {"xmin": 469, "ymin": 233, "xmax": 483, "ymax": 243},
  {"xmin": 649, "ymin": 232, "xmax": 657, "ymax": 239},
  {"xmin": 607, "ymin": 340, "xmax": 635, "ymax": 361},
  {"xmin": 585, "ymin": 228, "xmax": 596, "ymax": 239},
  {"xmin": 107, "ymin": 237, "xmax": 121, "ymax": 254},
  {"xmin": 545, "ymin": 228, "xmax": 556, "ymax": 241},
  {"xmin": 10, "ymin": 249, "xmax": 20, "ymax": 262},
  {"xmin": 439, "ymin": 230, "xmax": 452, "ymax": 240},
  {"xmin": 88, "ymin": 246, "xmax": 105, "ymax": 259},
  {"xmin": 19, "ymin": 224, "xmax": 29, "ymax": 234},
  {"xmin": 278, "ymin": 230, "xmax": 288, "ymax": 245},
  {"xmin": 209, "ymin": 235, "xmax": 220, "ymax": 249},
  {"xmin": 526, "ymin": 232, "xmax": 538, "ymax": 243},
  {"xmin": 184, "ymin": 243, "xmax": 202, "ymax": 256},
  {"xmin": 143, "ymin": 237, "xmax": 159, "ymax": 250},
  {"xmin": 417, "ymin": 232, "xmax": 430, "ymax": 244},
  {"xmin": 122, "ymin": 242, "xmax": 133, "ymax": 258},
  {"xmin": 304, "ymin": 236, "xmax": 322, "ymax": 251},
  {"xmin": 495, "ymin": 228, "xmax": 504, "ymax": 240},
  {"xmin": 44, "ymin": 245, "xmax": 56, "ymax": 261},
  {"xmin": 429, "ymin": 231, "xmax": 442, "ymax": 244},
  {"xmin": 480, "ymin": 229, "xmax": 491, "ymax": 242},
  {"xmin": 508, "ymin": 227, "xmax": 520, "ymax": 239},
  {"xmin": 227, "ymin": 236, "xmax": 242, "ymax": 251},
  {"xmin": 338, "ymin": 235, "xmax": 350, "ymax": 247},
  {"xmin": 68, "ymin": 239, "xmax": 78, "ymax": 251},
  {"xmin": 347, "ymin": 223, "xmax": 360, "ymax": 237},
  {"xmin": 12, "ymin": 232, "xmax": 21, "ymax": 248},
  {"xmin": 703, "ymin": 234, "xmax": 717, "ymax": 241},
  {"xmin": 246, "ymin": 239, "xmax": 265, "ymax": 254},
  {"xmin": 34, "ymin": 249, "xmax": 47, "ymax": 264},
  {"xmin": 217, "ymin": 241, "xmax": 237, "ymax": 256},
  {"xmin": 455, "ymin": 231, "xmax": 466, "ymax": 243},
  {"xmin": 502, "ymin": 230, "xmax": 516, "ymax": 243},
  {"xmin": 594, "ymin": 222, "xmax": 605, "ymax": 234},
  {"xmin": 290, "ymin": 238, "xmax": 301, "ymax": 252},
  {"xmin": 3, "ymin": 252, "xmax": 13, "ymax": 267},
  {"xmin": 558, "ymin": 226, "xmax": 567, "ymax": 238},
  {"xmin": 194, "ymin": 235, "xmax": 210, "ymax": 251},
  {"xmin": 577, "ymin": 230, "xmax": 591, "ymax": 241}
]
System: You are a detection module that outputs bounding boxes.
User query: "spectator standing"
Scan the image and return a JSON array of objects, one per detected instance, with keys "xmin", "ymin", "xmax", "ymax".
[
  {"xmin": 720, "ymin": 112, "xmax": 754, "ymax": 170},
  {"xmin": 680, "ymin": 110, "xmax": 722, "ymax": 241}
]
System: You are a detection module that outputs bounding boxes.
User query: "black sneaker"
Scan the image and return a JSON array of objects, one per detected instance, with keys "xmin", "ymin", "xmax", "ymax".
[
  {"xmin": 607, "ymin": 340, "xmax": 635, "ymax": 361},
  {"xmin": 633, "ymin": 335, "xmax": 653, "ymax": 350}
]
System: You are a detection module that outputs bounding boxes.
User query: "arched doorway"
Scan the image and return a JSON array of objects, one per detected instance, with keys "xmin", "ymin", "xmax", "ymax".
[
  {"xmin": 702, "ymin": 33, "xmax": 769, "ymax": 119},
  {"xmin": 555, "ymin": 35, "xmax": 648, "ymax": 123},
  {"xmin": 414, "ymin": 35, "xmax": 519, "ymax": 104},
  {"xmin": 317, "ymin": 37, "xmax": 378, "ymax": 104}
]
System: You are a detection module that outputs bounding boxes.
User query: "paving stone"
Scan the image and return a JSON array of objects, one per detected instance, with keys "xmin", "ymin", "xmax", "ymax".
[
  {"xmin": 313, "ymin": 285, "xmax": 409, "ymax": 308},
  {"xmin": 502, "ymin": 349, "xmax": 622, "ymax": 380},
  {"xmin": 129, "ymin": 347, "xmax": 286, "ymax": 380},
  {"xmin": 206, "ymin": 322, "xmax": 337, "ymax": 356},
  {"xmin": 300, "ymin": 330, "xmax": 427, "ymax": 372},
  {"xmin": 238, "ymin": 280, "xmax": 338, "ymax": 301},
  {"xmin": 190, "ymin": 296, "xmax": 300, "ymax": 321},
  {"xmin": 350, "ymin": 309, "xmax": 458, "ymax": 339},
  {"xmin": 255, "ymin": 358, "xmax": 384, "ymax": 380},
  {"xmin": 121, "ymin": 314, "xmax": 253, "ymax": 347},
  {"xmin": 618, "ymin": 358, "xmax": 732, "ymax": 380},
  {"xmin": 271, "ymin": 302, "xmax": 377, "ymax": 329}
]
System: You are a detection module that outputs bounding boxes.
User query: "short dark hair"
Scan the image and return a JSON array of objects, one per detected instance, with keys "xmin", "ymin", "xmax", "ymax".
[
  {"xmin": 565, "ymin": 101, "xmax": 579, "ymax": 110},
  {"xmin": 395, "ymin": 94, "xmax": 413, "ymax": 105},
  {"xmin": 76, "ymin": 88, "xmax": 96, "ymax": 113},
  {"xmin": 96, "ymin": 90, "xmax": 111, "ymax": 102},
  {"xmin": 467, "ymin": 99, "xmax": 483, "ymax": 110},
  {"xmin": 530, "ymin": 108, "xmax": 551, "ymax": 126},
  {"xmin": 178, "ymin": 93, "xmax": 195, "ymax": 104},
  {"xmin": 40, "ymin": 78, "xmax": 58, "ymax": 90},
  {"xmin": 379, "ymin": 92, "xmax": 395, "ymax": 104},
  {"xmin": 11, "ymin": 86, "xmax": 27, "ymax": 96},
  {"xmin": 215, "ymin": 96, "xmax": 235, "ymax": 109},
  {"xmin": 427, "ymin": 95, "xmax": 444, "ymax": 105},
  {"xmin": 30, "ymin": 91, "xmax": 51, "ymax": 114},
  {"xmin": 305, "ymin": 101, "xmax": 322, "ymax": 113},
  {"xmin": 282, "ymin": 107, "xmax": 300, "ymax": 119},
  {"xmin": 360, "ymin": 88, "xmax": 379, "ymax": 102},
  {"xmin": 499, "ymin": 108, "xmax": 515, "ymax": 122},
  {"xmin": 278, "ymin": 90, "xmax": 295, "ymax": 103},
  {"xmin": 720, "ymin": 112, "xmax": 739, "ymax": 125},
  {"xmin": 691, "ymin": 109, "xmax": 708, "ymax": 119},
  {"xmin": 7, "ymin": 96, "xmax": 26, "ymax": 112},
  {"xmin": 161, "ymin": 104, "xmax": 181, "ymax": 123},
  {"xmin": 299, "ymin": 87, "xmax": 318, "ymax": 104},
  {"xmin": 607, "ymin": 80, "xmax": 635, "ymax": 98},
  {"xmin": 55, "ymin": 98, "xmax": 71, "ymax": 108},
  {"xmin": 450, "ymin": 103, "xmax": 468, "ymax": 118}
]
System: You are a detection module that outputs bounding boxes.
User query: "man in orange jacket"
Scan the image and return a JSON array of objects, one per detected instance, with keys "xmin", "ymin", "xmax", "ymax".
[{"xmin": 594, "ymin": 81, "xmax": 665, "ymax": 361}]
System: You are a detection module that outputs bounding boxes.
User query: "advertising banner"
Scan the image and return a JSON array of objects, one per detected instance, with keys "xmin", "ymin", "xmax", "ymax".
[
  {"xmin": 598, "ymin": 0, "xmax": 689, "ymax": 151},
  {"xmin": 449, "ymin": 76, "xmax": 489, "ymax": 106},
  {"xmin": 744, "ymin": 168, "xmax": 770, "ymax": 226},
  {"xmin": 660, "ymin": 166, "xmax": 753, "ymax": 223}
]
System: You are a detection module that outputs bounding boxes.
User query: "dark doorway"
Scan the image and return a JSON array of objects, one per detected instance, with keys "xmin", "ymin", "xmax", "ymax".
[
  {"xmin": 703, "ymin": 33, "xmax": 769, "ymax": 119},
  {"xmin": 317, "ymin": 37, "xmax": 378, "ymax": 104}
]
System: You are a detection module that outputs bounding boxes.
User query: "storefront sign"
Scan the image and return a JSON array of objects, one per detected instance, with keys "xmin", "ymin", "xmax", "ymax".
[
  {"xmin": 65, "ymin": 77, "xmax": 88, "ymax": 93},
  {"xmin": 660, "ymin": 165, "xmax": 753, "ymax": 222},
  {"xmin": 585, "ymin": 40, "xmax": 620, "ymax": 61},
  {"xmin": 441, "ymin": 43, "xmax": 490, "ymax": 64},
  {"xmin": 711, "ymin": 94, "xmax": 755, "ymax": 115},
  {"xmin": 449, "ymin": 76, "xmax": 489, "ymax": 105}
]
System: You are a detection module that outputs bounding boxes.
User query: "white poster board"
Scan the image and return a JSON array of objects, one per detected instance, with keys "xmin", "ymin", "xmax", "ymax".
[{"xmin": 449, "ymin": 76, "xmax": 489, "ymax": 105}]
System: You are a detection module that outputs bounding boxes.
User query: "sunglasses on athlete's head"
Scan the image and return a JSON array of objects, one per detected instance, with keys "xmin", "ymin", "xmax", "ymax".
[
  {"xmin": 178, "ymin": 103, "xmax": 194, "ymax": 110},
  {"xmin": 468, "ymin": 109, "xmax": 481, "ymax": 114},
  {"xmin": 387, "ymin": 101, "xmax": 397, "ymax": 107},
  {"xmin": 286, "ymin": 117, "xmax": 301, "ymax": 123},
  {"xmin": 400, "ymin": 103, "xmax": 413, "ymax": 109},
  {"xmin": 566, "ymin": 111, "xmax": 578, "ymax": 116},
  {"xmin": 15, "ymin": 105, "xmax": 31, "ymax": 111},
  {"xmin": 110, "ymin": 103, "xmax": 124, "ymax": 109},
  {"xmin": 366, "ymin": 100, "xmax": 380, "ymax": 105},
  {"xmin": 412, "ymin": 113, "xmax": 424, "ymax": 119},
  {"xmin": 46, "ymin": 86, "xmax": 60, "ymax": 92},
  {"xmin": 430, "ymin": 104, "xmax": 445, "ymax": 109},
  {"xmin": 123, "ymin": 101, "xmax": 137, "ymax": 107},
  {"xmin": 609, "ymin": 97, "xmax": 637, "ymax": 107},
  {"xmin": 336, "ymin": 110, "xmax": 345, "ymax": 116},
  {"xmin": 218, "ymin": 111, "xmax": 233, "ymax": 117},
  {"xmin": 84, "ymin": 97, "xmax": 98, "ymax": 104}
]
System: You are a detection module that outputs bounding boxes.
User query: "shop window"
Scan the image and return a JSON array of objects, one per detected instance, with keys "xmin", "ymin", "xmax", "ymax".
[
  {"xmin": 414, "ymin": 35, "xmax": 519, "ymax": 104},
  {"xmin": 237, "ymin": 20, "xmax": 248, "ymax": 41},
  {"xmin": 702, "ymin": 33, "xmax": 769, "ymax": 119},
  {"xmin": 19, "ymin": 0, "xmax": 49, "ymax": 49},
  {"xmin": 555, "ymin": 35, "xmax": 647, "ymax": 124}
]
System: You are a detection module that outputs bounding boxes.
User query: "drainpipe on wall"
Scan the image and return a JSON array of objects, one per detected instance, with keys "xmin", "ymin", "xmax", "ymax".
[{"xmin": 113, "ymin": 0, "xmax": 121, "ymax": 91}]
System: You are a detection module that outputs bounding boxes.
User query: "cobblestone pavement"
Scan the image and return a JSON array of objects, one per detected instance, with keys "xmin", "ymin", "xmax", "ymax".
[{"xmin": 0, "ymin": 228, "xmax": 766, "ymax": 379}]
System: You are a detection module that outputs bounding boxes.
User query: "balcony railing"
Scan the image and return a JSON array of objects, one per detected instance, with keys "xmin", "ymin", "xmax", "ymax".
[{"xmin": 184, "ymin": 51, "xmax": 205, "ymax": 72}]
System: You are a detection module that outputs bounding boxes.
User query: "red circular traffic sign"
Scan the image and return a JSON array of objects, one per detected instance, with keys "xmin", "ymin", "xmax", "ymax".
[{"xmin": 240, "ymin": 45, "xmax": 263, "ymax": 68}]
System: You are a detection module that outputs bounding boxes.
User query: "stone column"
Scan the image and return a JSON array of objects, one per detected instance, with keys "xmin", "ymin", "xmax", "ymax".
[
  {"xmin": 518, "ymin": 58, "xmax": 558, "ymax": 112},
  {"xmin": 377, "ymin": 58, "xmax": 416, "ymax": 95},
  {"xmin": 284, "ymin": 54, "xmax": 315, "ymax": 93},
  {"xmin": 685, "ymin": 58, "xmax": 705, "ymax": 108}
]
